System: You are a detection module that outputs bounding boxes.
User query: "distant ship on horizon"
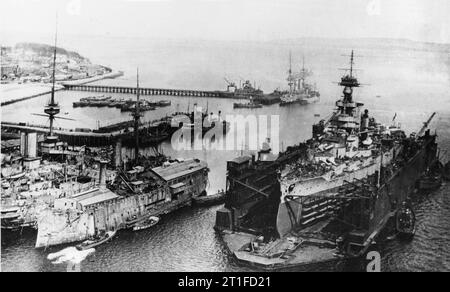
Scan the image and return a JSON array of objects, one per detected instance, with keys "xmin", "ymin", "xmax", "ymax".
[{"xmin": 280, "ymin": 53, "xmax": 320, "ymax": 106}]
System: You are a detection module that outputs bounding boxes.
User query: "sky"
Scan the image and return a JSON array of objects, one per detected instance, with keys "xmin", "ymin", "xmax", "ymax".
[{"xmin": 1, "ymin": 0, "xmax": 449, "ymax": 44}]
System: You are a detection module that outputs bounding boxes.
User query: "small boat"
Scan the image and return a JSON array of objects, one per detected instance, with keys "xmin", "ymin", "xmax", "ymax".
[
  {"xmin": 76, "ymin": 230, "xmax": 116, "ymax": 251},
  {"xmin": 125, "ymin": 215, "xmax": 140, "ymax": 228},
  {"xmin": 233, "ymin": 102, "xmax": 263, "ymax": 109},
  {"xmin": 133, "ymin": 216, "xmax": 160, "ymax": 231},
  {"xmin": 157, "ymin": 100, "xmax": 171, "ymax": 107},
  {"xmin": 279, "ymin": 96, "xmax": 307, "ymax": 106},
  {"xmin": 233, "ymin": 98, "xmax": 263, "ymax": 109},
  {"xmin": 396, "ymin": 205, "xmax": 416, "ymax": 240},
  {"xmin": 192, "ymin": 192, "xmax": 226, "ymax": 206}
]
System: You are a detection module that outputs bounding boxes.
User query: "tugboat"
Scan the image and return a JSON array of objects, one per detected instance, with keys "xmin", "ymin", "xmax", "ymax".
[
  {"xmin": 280, "ymin": 54, "xmax": 320, "ymax": 106},
  {"xmin": 215, "ymin": 51, "xmax": 440, "ymax": 270}
]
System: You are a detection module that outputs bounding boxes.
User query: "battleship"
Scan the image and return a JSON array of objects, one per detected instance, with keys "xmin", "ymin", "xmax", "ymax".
[
  {"xmin": 280, "ymin": 54, "xmax": 320, "ymax": 106},
  {"xmin": 215, "ymin": 51, "xmax": 441, "ymax": 270}
]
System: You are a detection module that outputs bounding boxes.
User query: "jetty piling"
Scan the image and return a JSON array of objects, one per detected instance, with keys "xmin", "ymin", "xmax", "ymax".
[{"xmin": 64, "ymin": 84, "xmax": 223, "ymax": 98}]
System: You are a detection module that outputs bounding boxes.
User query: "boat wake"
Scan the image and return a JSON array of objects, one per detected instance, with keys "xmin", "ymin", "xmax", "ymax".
[{"xmin": 47, "ymin": 246, "xmax": 95, "ymax": 265}]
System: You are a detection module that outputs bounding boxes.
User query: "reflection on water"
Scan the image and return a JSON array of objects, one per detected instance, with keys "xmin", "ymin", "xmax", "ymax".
[{"xmin": 1, "ymin": 37, "xmax": 450, "ymax": 271}]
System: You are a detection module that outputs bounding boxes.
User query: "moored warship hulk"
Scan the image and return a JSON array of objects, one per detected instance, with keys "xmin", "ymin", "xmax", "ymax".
[
  {"xmin": 215, "ymin": 51, "xmax": 441, "ymax": 270},
  {"xmin": 33, "ymin": 70, "xmax": 210, "ymax": 248},
  {"xmin": 1, "ymin": 36, "xmax": 211, "ymax": 250}
]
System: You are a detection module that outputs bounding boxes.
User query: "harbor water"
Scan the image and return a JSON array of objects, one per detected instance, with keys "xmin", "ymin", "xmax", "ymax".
[{"xmin": 1, "ymin": 36, "xmax": 450, "ymax": 271}]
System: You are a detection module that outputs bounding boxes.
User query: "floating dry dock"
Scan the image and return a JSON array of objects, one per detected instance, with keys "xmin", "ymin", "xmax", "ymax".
[{"xmin": 215, "ymin": 51, "xmax": 441, "ymax": 270}]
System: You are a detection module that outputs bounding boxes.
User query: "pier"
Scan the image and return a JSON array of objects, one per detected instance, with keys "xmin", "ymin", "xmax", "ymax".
[
  {"xmin": 1, "ymin": 117, "xmax": 175, "ymax": 148},
  {"xmin": 64, "ymin": 84, "xmax": 226, "ymax": 98}
]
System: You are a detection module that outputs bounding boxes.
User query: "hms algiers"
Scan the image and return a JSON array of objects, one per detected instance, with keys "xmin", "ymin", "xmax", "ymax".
[
  {"xmin": 215, "ymin": 51, "xmax": 443, "ymax": 270},
  {"xmin": 1, "ymin": 40, "xmax": 210, "ymax": 248}
]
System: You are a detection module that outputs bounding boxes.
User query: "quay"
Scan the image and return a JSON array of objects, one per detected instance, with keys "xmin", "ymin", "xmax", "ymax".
[
  {"xmin": 63, "ymin": 84, "xmax": 226, "ymax": 98},
  {"xmin": 0, "ymin": 71, "xmax": 124, "ymax": 107},
  {"xmin": 0, "ymin": 84, "xmax": 64, "ymax": 107},
  {"xmin": 1, "ymin": 117, "xmax": 174, "ymax": 147}
]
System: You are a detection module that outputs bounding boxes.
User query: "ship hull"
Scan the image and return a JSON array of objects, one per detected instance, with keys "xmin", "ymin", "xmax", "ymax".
[
  {"xmin": 279, "ymin": 96, "xmax": 319, "ymax": 106},
  {"xmin": 35, "ymin": 163, "xmax": 209, "ymax": 248},
  {"xmin": 35, "ymin": 188, "xmax": 201, "ymax": 248},
  {"xmin": 277, "ymin": 134, "xmax": 438, "ymax": 240},
  {"xmin": 216, "ymin": 134, "xmax": 438, "ymax": 269}
]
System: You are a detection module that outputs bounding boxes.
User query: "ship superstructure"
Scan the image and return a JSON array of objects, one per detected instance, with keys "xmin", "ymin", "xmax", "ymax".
[
  {"xmin": 224, "ymin": 79, "xmax": 264, "ymax": 99},
  {"xmin": 1, "ymin": 27, "xmax": 96, "ymax": 231},
  {"xmin": 215, "ymin": 51, "xmax": 440, "ymax": 269}
]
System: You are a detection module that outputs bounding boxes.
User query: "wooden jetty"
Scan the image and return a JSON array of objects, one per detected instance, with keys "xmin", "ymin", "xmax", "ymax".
[{"xmin": 64, "ymin": 84, "xmax": 227, "ymax": 98}]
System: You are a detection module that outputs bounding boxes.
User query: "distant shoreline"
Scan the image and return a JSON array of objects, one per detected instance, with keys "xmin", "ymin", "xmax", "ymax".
[{"xmin": 0, "ymin": 70, "xmax": 124, "ymax": 107}]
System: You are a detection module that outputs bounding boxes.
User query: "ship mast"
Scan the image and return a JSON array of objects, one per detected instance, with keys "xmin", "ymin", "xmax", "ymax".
[
  {"xmin": 332, "ymin": 50, "xmax": 363, "ymax": 133},
  {"xmin": 288, "ymin": 51, "xmax": 293, "ymax": 94},
  {"xmin": 44, "ymin": 19, "xmax": 61, "ymax": 140},
  {"xmin": 132, "ymin": 68, "xmax": 142, "ymax": 163},
  {"xmin": 299, "ymin": 55, "xmax": 306, "ymax": 91},
  {"xmin": 302, "ymin": 55, "xmax": 305, "ymax": 72},
  {"xmin": 338, "ymin": 50, "xmax": 360, "ymax": 104},
  {"xmin": 349, "ymin": 50, "xmax": 355, "ymax": 78}
]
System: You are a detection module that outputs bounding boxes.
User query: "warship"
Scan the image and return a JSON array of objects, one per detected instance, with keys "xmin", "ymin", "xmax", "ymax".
[
  {"xmin": 215, "ymin": 51, "xmax": 441, "ymax": 270},
  {"xmin": 280, "ymin": 54, "xmax": 320, "ymax": 106},
  {"xmin": 2, "ymin": 32, "xmax": 211, "ymax": 247},
  {"xmin": 170, "ymin": 102, "xmax": 230, "ymax": 135},
  {"xmin": 33, "ymin": 70, "xmax": 210, "ymax": 248},
  {"xmin": 1, "ymin": 35, "xmax": 101, "ymax": 231},
  {"xmin": 223, "ymin": 78, "xmax": 264, "ymax": 100}
]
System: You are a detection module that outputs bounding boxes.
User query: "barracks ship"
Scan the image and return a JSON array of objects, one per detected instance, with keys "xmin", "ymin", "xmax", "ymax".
[
  {"xmin": 215, "ymin": 51, "xmax": 442, "ymax": 270},
  {"xmin": 1, "ymin": 37, "xmax": 210, "ymax": 248},
  {"xmin": 33, "ymin": 70, "xmax": 209, "ymax": 248}
]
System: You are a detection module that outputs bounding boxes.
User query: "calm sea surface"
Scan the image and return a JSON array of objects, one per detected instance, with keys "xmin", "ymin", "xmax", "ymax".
[{"xmin": 1, "ymin": 37, "xmax": 449, "ymax": 271}]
